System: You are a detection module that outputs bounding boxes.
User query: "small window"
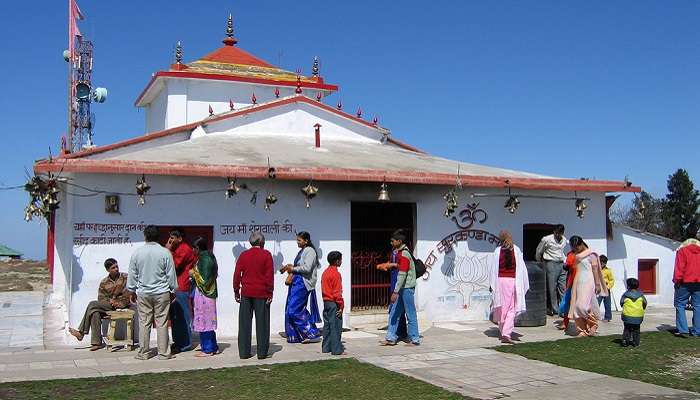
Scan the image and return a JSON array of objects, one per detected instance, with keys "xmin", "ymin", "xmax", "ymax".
[{"xmin": 637, "ymin": 259, "xmax": 657, "ymax": 294}]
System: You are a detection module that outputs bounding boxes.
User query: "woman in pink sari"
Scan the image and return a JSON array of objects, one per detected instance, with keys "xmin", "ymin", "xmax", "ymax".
[{"xmin": 567, "ymin": 236, "xmax": 608, "ymax": 337}]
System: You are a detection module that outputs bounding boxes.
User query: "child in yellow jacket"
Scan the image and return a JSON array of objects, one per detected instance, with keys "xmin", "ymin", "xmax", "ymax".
[
  {"xmin": 597, "ymin": 255, "xmax": 614, "ymax": 322},
  {"xmin": 620, "ymin": 278, "xmax": 647, "ymax": 347}
]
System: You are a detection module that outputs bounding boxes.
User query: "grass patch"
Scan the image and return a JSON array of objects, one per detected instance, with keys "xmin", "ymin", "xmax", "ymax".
[
  {"xmin": 495, "ymin": 331, "xmax": 700, "ymax": 393},
  {"xmin": 0, "ymin": 359, "xmax": 464, "ymax": 400}
]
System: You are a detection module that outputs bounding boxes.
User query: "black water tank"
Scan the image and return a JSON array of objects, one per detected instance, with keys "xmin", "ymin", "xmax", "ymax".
[{"xmin": 515, "ymin": 261, "xmax": 547, "ymax": 327}]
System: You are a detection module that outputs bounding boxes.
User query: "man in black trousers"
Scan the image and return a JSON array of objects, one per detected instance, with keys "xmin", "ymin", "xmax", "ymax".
[{"xmin": 233, "ymin": 232, "xmax": 274, "ymax": 359}]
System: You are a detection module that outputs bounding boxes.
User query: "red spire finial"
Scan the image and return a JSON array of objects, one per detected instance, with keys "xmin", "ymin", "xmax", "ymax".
[
  {"xmin": 274, "ymin": 87, "xmax": 280, "ymax": 98},
  {"xmin": 209, "ymin": 104, "xmax": 214, "ymax": 116},
  {"xmin": 316, "ymin": 92, "xmax": 322, "ymax": 102},
  {"xmin": 336, "ymin": 100, "xmax": 342, "ymax": 110},
  {"xmin": 251, "ymin": 93, "xmax": 257, "ymax": 104},
  {"xmin": 223, "ymin": 14, "xmax": 238, "ymax": 46},
  {"xmin": 295, "ymin": 75, "xmax": 303, "ymax": 94},
  {"xmin": 229, "ymin": 99, "xmax": 234, "ymax": 111},
  {"xmin": 356, "ymin": 107, "xmax": 362, "ymax": 119}
]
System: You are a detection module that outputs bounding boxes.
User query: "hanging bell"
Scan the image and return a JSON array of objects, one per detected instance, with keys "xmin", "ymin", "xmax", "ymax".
[
  {"xmin": 24, "ymin": 206, "xmax": 33, "ymax": 222},
  {"xmin": 264, "ymin": 193, "xmax": 278, "ymax": 211},
  {"xmin": 378, "ymin": 182, "xmax": 390, "ymax": 202},
  {"xmin": 575, "ymin": 199, "xmax": 587, "ymax": 218},
  {"xmin": 136, "ymin": 175, "xmax": 150, "ymax": 206},
  {"xmin": 504, "ymin": 196, "xmax": 520, "ymax": 214},
  {"xmin": 301, "ymin": 182, "xmax": 319, "ymax": 208},
  {"xmin": 226, "ymin": 178, "xmax": 240, "ymax": 199},
  {"xmin": 443, "ymin": 189, "xmax": 458, "ymax": 217}
]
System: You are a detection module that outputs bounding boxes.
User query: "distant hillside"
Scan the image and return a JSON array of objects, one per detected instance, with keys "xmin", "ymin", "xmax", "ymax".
[{"xmin": 0, "ymin": 259, "xmax": 49, "ymax": 292}]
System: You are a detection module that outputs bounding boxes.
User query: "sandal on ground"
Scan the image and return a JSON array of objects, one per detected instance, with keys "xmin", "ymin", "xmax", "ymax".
[
  {"xmin": 379, "ymin": 340, "xmax": 397, "ymax": 346},
  {"xmin": 89, "ymin": 343, "xmax": 106, "ymax": 351},
  {"xmin": 68, "ymin": 328, "xmax": 84, "ymax": 341}
]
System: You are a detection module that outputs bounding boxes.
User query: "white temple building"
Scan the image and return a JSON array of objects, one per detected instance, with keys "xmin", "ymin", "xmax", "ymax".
[{"xmin": 35, "ymin": 16, "xmax": 678, "ymax": 341}]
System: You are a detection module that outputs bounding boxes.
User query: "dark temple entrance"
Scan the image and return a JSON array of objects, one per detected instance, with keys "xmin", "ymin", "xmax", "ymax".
[{"xmin": 350, "ymin": 202, "xmax": 415, "ymax": 312}]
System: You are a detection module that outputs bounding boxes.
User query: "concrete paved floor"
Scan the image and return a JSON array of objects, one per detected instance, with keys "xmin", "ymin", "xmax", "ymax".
[{"xmin": 0, "ymin": 292, "xmax": 697, "ymax": 400}]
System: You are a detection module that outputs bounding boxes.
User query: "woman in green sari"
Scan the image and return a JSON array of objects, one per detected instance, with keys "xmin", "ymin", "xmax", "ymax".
[{"xmin": 190, "ymin": 236, "xmax": 219, "ymax": 356}]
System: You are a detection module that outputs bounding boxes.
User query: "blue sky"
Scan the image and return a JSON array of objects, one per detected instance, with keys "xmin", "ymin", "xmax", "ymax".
[{"xmin": 1, "ymin": 1, "xmax": 698, "ymax": 259}]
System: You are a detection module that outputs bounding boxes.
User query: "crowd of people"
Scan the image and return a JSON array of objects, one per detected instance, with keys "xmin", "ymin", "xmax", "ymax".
[{"xmin": 67, "ymin": 224, "xmax": 700, "ymax": 358}]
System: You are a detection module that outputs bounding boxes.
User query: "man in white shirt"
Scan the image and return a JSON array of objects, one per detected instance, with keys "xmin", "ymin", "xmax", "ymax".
[{"xmin": 536, "ymin": 224, "xmax": 567, "ymax": 316}]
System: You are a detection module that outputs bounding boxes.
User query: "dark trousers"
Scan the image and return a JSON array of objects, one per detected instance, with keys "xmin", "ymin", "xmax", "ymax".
[
  {"xmin": 78, "ymin": 300, "xmax": 113, "ymax": 345},
  {"xmin": 597, "ymin": 295, "xmax": 612, "ymax": 320},
  {"xmin": 170, "ymin": 290, "xmax": 193, "ymax": 351},
  {"xmin": 623, "ymin": 323, "xmax": 641, "ymax": 346},
  {"xmin": 322, "ymin": 301, "xmax": 344, "ymax": 355},
  {"xmin": 238, "ymin": 296, "xmax": 270, "ymax": 359}
]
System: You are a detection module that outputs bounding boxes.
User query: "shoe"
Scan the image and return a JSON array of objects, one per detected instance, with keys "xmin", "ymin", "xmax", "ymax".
[
  {"xmin": 407, "ymin": 341, "xmax": 421, "ymax": 346},
  {"xmin": 674, "ymin": 332, "xmax": 689, "ymax": 338},
  {"xmin": 89, "ymin": 343, "xmax": 106, "ymax": 351},
  {"xmin": 240, "ymin": 354, "xmax": 253, "ymax": 359},
  {"xmin": 258, "ymin": 354, "xmax": 270, "ymax": 360},
  {"xmin": 500, "ymin": 336, "xmax": 514, "ymax": 344},
  {"xmin": 379, "ymin": 340, "xmax": 397, "ymax": 346},
  {"xmin": 302, "ymin": 337, "xmax": 321, "ymax": 344},
  {"xmin": 134, "ymin": 354, "xmax": 150, "ymax": 360},
  {"xmin": 68, "ymin": 327, "xmax": 84, "ymax": 341},
  {"xmin": 278, "ymin": 332, "xmax": 288, "ymax": 338},
  {"xmin": 157, "ymin": 354, "xmax": 175, "ymax": 360}
]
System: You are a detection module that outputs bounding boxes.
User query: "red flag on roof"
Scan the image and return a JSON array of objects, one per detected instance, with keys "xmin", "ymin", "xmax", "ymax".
[{"xmin": 68, "ymin": 0, "xmax": 84, "ymax": 57}]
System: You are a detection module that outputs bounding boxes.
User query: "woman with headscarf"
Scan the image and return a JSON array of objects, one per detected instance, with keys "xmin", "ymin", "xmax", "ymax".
[
  {"xmin": 567, "ymin": 235, "xmax": 608, "ymax": 337},
  {"xmin": 280, "ymin": 231, "xmax": 322, "ymax": 343},
  {"xmin": 489, "ymin": 230, "xmax": 530, "ymax": 344},
  {"xmin": 189, "ymin": 236, "xmax": 219, "ymax": 356}
]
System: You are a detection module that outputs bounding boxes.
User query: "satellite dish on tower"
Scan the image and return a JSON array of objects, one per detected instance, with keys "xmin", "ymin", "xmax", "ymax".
[{"xmin": 93, "ymin": 87, "xmax": 108, "ymax": 103}]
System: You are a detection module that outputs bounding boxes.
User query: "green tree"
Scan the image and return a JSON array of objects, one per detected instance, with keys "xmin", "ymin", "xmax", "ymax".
[
  {"xmin": 612, "ymin": 191, "xmax": 666, "ymax": 235},
  {"xmin": 663, "ymin": 169, "xmax": 700, "ymax": 241}
]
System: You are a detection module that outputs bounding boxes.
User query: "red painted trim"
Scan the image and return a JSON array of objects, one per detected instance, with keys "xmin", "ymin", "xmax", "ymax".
[
  {"xmin": 34, "ymin": 158, "xmax": 641, "ymax": 193},
  {"xmin": 135, "ymin": 71, "xmax": 339, "ymax": 106},
  {"xmin": 61, "ymin": 96, "xmax": 393, "ymax": 160},
  {"xmin": 47, "ymin": 212, "xmax": 55, "ymax": 284},
  {"xmin": 387, "ymin": 137, "xmax": 425, "ymax": 154}
]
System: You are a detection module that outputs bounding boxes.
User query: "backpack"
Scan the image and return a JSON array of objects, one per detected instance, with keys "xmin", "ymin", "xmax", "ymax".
[{"xmin": 406, "ymin": 250, "xmax": 427, "ymax": 279}]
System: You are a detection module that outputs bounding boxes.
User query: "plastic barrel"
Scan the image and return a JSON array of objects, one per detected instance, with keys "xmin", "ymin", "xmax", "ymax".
[{"xmin": 515, "ymin": 261, "xmax": 547, "ymax": 327}]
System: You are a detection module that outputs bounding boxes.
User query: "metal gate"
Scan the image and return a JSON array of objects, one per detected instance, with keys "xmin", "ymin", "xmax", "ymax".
[{"xmin": 350, "ymin": 202, "xmax": 414, "ymax": 312}]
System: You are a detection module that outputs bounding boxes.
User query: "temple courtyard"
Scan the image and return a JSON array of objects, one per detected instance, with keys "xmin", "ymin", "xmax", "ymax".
[{"xmin": 0, "ymin": 291, "xmax": 697, "ymax": 399}]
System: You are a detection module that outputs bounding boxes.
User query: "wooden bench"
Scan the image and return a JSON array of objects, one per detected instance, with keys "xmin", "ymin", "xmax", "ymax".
[{"xmin": 105, "ymin": 309, "xmax": 135, "ymax": 351}]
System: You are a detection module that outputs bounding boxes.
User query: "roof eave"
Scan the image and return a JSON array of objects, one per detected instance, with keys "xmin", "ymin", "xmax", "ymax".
[
  {"xmin": 135, "ymin": 71, "xmax": 339, "ymax": 107},
  {"xmin": 33, "ymin": 158, "xmax": 641, "ymax": 193}
]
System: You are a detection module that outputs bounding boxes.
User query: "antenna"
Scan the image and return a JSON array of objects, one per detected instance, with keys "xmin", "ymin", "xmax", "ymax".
[{"xmin": 65, "ymin": 1, "xmax": 108, "ymax": 153}]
